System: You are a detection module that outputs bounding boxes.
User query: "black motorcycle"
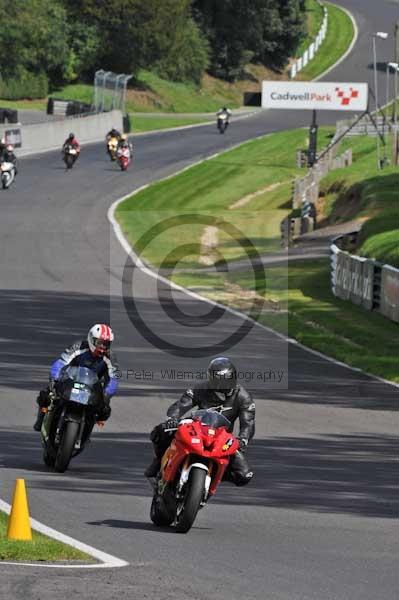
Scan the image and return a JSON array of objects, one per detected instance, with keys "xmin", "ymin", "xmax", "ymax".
[{"xmin": 40, "ymin": 366, "xmax": 104, "ymax": 473}]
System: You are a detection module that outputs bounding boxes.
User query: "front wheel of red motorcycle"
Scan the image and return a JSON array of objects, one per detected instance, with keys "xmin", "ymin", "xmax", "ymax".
[{"xmin": 175, "ymin": 468, "xmax": 207, "ymax": 533}]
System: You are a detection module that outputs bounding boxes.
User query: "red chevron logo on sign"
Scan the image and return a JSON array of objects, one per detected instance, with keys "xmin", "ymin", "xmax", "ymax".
[{"xmin": 335, "ymin": 87, "xmax": 360, "ymax": 106}]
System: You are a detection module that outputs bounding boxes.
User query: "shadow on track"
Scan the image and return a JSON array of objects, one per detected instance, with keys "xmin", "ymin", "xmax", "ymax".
[
  {"xmin": 2, "ymin": 428, "xmax": 399, "ymax": 519},
  {"xmin": 87, "ymin": 519, "xmax": 211, "ymax": 532},
  {"xmin": 0, "ymin": 288, "xmax": 398, "ymax": 410}
]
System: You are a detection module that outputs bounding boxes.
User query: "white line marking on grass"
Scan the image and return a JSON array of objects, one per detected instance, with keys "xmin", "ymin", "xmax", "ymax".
[{"xmin": 0, "ymin": 500, "xmax": 129, "ymax": 569}]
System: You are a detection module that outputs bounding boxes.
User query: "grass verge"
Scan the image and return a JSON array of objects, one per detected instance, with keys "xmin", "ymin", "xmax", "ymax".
[
  {"xmin": 131, "ymin": 115, "xmax": 212, "ymax": 133},
  {"xmin": 172, "ymin": 259, "xmax": 399, "ymax": 382},
  {"xmin": 115, "ymin": 125, "xmax": 399, "ymax": 382},
  {"xmin": 297, "ymin": 1, "xmax": 355, "ymax": 81},
  {"xmin": 116, "ymin": 127, "xmax": 334, "ymax": 268},
  {"xmin": 319, "ymin": 133, "xmax": 399, "ymax": 267},
  {"xmin": 295, "ymin": 0, "xmax": 325, "ymax": 58},
  {"xmin": 0, "ymin": 511, "xmax": 91, "ymax": 562}
]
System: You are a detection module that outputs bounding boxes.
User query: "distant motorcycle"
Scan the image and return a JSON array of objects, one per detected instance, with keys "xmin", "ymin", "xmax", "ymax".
[
  {"xmin": 116, "ymin": 146, "xmax": 131, "ymax": 171},
  {"xmin": 63, "ymin": 144, "xmax": 79, "ymax": 170},
  {"xmin": 107, "ymin": 136, "xmax": 119, "ymax": 161},
  {"xmin": 150, "ymin": 409, "xmax": 239, "ymax": 533},
  {"xmin": 40, "ymin": 366, "xmax": 105, "ymax": 473},
  {"xmin": 217, "ymin": 113, "xmax": 229, "ymax": 134},
  {"xmin": 1, "ymin": 162, "xmax": 16, "ymax": 189}
]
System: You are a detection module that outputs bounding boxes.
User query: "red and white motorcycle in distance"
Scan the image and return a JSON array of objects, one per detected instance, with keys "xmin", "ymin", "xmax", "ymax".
[
  {"xmin": 150, "ymin": 409, "xmax": 239, "ymax": 533},
  {"xmin": 116, "ymin": 145, "xmax": 131, "ymax": 171}
]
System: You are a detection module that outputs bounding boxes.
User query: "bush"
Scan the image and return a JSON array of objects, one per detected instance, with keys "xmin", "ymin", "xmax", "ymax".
[{"xmin": 0, "ymin": 72, "xmax": 48, "ymax": 100}]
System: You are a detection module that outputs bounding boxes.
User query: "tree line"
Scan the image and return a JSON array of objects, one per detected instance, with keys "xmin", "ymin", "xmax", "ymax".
[{"xmin": 0, "ymin": 0, "xmax": 307, "ymax": 98}]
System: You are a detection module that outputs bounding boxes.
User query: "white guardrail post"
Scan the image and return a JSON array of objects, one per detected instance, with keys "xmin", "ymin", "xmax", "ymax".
[{"xmin": 290, "ymin": 1, "xmax": 328, "ymax": 79}]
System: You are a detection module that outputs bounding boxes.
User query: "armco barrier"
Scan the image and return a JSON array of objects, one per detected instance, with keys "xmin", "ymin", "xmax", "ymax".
[
  {"xmin": 330, "ymin": 232, "xmax": 386, "ymax": 315},
  {"xmin": 0, "ymin": 110, "xmax": 123, "ymax": 157}
]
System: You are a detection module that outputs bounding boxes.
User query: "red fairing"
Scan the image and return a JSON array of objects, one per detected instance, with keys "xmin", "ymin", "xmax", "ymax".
[{"xmin": 161, "ymin": 418, "xmax": 239, "ymax": 497}]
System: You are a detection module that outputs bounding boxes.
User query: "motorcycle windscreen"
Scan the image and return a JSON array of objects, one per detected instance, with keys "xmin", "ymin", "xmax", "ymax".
[
  {"xmin": 59, "ymin": 366, "xmax": 100, "ymax": 405},
  {"xmin": 191, "ymin": 409, "xmax": 231, "ymax": 429}
]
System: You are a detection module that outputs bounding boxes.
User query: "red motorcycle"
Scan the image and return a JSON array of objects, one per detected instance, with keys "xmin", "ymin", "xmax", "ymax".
[
  {"xmin": 116, "ymin": 146, "xmax": 131, "ymax": 171},
  {"xmin": 150, "ymin": 409, "xmax": 239, "ymax": 533}
]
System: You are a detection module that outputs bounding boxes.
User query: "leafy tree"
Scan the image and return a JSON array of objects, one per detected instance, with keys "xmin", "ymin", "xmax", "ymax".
[
  {"xmin": 63, "ymin": 0, "xmax": 208, "ymax": 83},
  {"xmin": 193, "ymin": 0, "xmax": 306, "ymax": 79},
  {"xmin": 0, "ymin": 0, "xmax": 69, "ymax": 85}
]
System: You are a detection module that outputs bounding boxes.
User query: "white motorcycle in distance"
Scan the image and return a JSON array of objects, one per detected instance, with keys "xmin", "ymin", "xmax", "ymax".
[
  {"xmin": 63, "ymin": 144, "xmax": 78, "ymax": 170},
  {"xmin": 1, "ymin": 161, "xmax": 16, "ymax": 189},
  {"xmin": 217, "ymin": 112, "xmax": 229, "ymax": 134}
]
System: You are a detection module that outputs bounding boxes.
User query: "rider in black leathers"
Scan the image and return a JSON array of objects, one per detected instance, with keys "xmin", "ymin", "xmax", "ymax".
[{"xmin": 145, "ymin": 357, "xmax": 255, "ymax": 486}]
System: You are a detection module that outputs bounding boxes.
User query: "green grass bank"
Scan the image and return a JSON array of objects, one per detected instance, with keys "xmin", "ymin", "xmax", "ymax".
[
  {"xmin": 0, "ymin": 511, "xmax": 90, "ymax": 562},
  {"xmin": 115, "ymin": 126, "xmax": 399, "ymax": 382},
  {"xmin": 297, "ymin": 2, "xmax": 355, "ymax": 81}
]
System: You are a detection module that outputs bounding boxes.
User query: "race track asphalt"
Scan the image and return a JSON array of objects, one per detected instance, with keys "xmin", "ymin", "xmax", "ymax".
[{"xmin": 2, "ymin": 2, "xmax": 399, "ymax": 599}]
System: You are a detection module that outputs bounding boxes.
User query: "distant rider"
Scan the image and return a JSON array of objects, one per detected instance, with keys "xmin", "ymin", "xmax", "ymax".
[
  {"xmin": 1, "ymin": 143, "xmax": 17, "ymax": 174},
  {"xmin": 216, "ymin": 106, "xmax": 232, "ymax": 129},
  {"xmin": 117, "ymin": 134, "xmax": 133, "ymax": 155},
  {"xmin": 62, "ymin": 132, "xmax": 80, "ymax": 160},
  {"xmin": 33, "ymin": 324, "xmax": 119, "ymax": 432},
  {"xmin": 144, "ymin": 357, "xmax": 255, "ymax": 486},
  {"xmin": 106, "ymin": 127, "xmax": 121, "ymax": 141}
]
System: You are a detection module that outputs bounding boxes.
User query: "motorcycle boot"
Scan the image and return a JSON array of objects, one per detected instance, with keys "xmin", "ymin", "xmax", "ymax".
[
  {"xmin": 33, "ymin": 407, "xmax": 46, "ymax": 431},
  {"xmin": 144, "ymin": 456, "xmax": 161, "ymax": 478}
]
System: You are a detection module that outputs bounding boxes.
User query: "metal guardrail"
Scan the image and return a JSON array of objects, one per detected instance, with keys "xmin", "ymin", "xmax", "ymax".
[{"xmin": 330, "ymin": 231, "xmax": 399, "ymax": 323}]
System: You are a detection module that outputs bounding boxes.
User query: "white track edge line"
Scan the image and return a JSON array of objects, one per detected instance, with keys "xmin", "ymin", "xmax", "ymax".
[
  {"xmin": 0, "ymin": 499, "xmax": 128, "ymax": 569},
  {"xmin": 314, "ymin": 2, "xmax": 359, "ymax": 82}
]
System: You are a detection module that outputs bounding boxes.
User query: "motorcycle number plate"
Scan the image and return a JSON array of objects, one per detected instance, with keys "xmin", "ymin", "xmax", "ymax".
[
  {"xmin": 70, "ymin": 388, "xmax": 90, "ymax": 405},
  {"xmin": 191, "ymin": 438, "xmax": 200, "ymax": 444}
]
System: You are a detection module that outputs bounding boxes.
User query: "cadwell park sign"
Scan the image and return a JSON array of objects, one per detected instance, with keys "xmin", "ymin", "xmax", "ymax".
[{"xmin": 262, "ymin": 81, "xmax": 369, "ymax": 112}]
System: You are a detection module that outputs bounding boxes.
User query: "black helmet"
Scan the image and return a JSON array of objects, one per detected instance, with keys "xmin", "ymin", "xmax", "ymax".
[
  {"xmin": 207, "ymin": 357, "xmax": 237, "ymax": 393},
  {"xmin": 68, "ymin": 132, "xmax": 74, "ymax": 140}
]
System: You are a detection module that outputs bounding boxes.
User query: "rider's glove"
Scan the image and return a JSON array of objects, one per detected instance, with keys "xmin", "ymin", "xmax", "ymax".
[
  {"xmin": 238, "ymin": 438, "xmax": 249, "ymax": 451},
  {"xmin": 47, "ymin": 379, "xmax": 56, "ymax": 402},
  {"xmin": 98, "ymin": 405, "xmax": 111, "ymax": 422},
  {"xmin": 162, "ymin": 417, "xmax": 179, "ymax": 431}
]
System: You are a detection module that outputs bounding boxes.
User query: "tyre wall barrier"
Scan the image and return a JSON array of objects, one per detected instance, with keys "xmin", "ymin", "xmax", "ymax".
[{"xmin": 0, "ymin": 109, "xmax": 123, "ymax": 157}]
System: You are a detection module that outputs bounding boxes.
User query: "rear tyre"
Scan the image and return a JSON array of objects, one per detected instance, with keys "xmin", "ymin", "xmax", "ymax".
[
  {"xmin": 55, "ymin": 421, "xmax": 79, "ymax": 473},
  {"xmin": 175, "ymin": 468, "xmax": 206, "ymax": 533},
  {"xmin": 150, "ymin": 495, "xmax": 174, "ymax": 527}
]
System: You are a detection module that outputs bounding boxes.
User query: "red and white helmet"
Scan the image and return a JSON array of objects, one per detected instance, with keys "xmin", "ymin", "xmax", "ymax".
[{"xmin": 88, "ymin": 324, "xmax": 114, "ymax": 357}]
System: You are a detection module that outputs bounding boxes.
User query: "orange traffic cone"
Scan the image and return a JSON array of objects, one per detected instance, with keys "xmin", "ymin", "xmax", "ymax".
[{"xmin": 7, "ymin": 479, "xmax": 32, "ymax": 541}]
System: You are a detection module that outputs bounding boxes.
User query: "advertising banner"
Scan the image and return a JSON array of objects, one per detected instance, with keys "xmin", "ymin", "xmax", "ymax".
[
  {"xmin": 380, "ymin": 265, "xmax": 399, "ymax": 322},
  {"xmin": 362, "ymin": 260, "xmax": 376, "ymax": 310},
  {"xmin": 262, "ymin": 81, "xmax": 368, "ymax": 111}
]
